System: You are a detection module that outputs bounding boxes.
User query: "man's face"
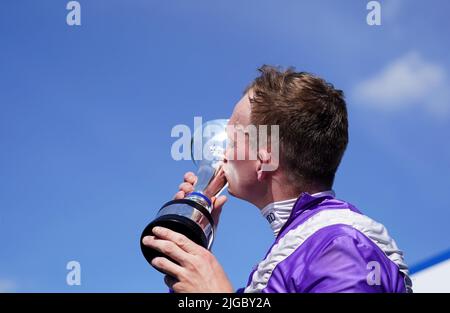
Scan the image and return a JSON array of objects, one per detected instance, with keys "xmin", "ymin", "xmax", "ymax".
[{"xmin": 222, "ymin": 92, "xmax": 261, "ymax": 202}]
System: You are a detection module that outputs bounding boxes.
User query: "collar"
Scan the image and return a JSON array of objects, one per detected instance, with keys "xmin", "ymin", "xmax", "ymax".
[{"xmin": 261, "ymin": 190, "xmax": 335, "ymax": 236}]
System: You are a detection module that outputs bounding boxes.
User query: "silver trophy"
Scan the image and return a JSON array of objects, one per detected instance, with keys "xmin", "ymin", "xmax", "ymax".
[{"xmin": 140, "ymin": 119, "xmax": 229, "ymax": 267}]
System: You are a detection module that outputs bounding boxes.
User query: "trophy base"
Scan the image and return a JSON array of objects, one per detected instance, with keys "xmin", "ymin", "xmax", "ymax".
[{"xmin": 140, "ymin": 214, "xmax": 208, "ymax": 266}]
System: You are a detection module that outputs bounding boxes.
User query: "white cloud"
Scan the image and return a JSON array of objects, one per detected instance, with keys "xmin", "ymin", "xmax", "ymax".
[
  {"xmin": 0, "ymin": 279, "xmax": 17, "ymax": 293},
  {"xmin": 352, "ymin": 51, "xmax": 450, "ymax": 117}
]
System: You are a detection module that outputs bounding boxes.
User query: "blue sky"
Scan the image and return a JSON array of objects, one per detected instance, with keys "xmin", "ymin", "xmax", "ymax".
[{"xmin": 0, "ymin": 0, "xmax": 449, "ymax": 292}]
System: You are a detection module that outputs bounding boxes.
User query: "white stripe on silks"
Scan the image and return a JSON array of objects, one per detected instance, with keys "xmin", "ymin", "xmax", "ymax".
[{"xmin": 244, "ymin": 209, "xmax": 412, "ymax": 293}]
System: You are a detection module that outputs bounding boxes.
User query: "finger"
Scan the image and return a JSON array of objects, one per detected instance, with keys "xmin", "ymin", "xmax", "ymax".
[
  {"xmin": 213, "ymin": 195, "xmax": 227, "ymax": 209},
  {"xmin": 184, "ymin": 172, "xmax": 198, "ymax": 185},
  {"xmin": 142, "ymin": 236, "xmax": 189, "ymax": 264},
  {"xmin": 174, "ymin": 190, "xmax": 185, "ymax": 200},
  {"xmin": 152, "ymin": 226, "xmax": 200, "ymax": 254},
  {"xmin": 178, "ymin": 182, "xmax": 194, "ymax": 194},
  {"xmin": 211, "ymin": 195, "xmax": 227, "ymax": 226},
  {"xmin": 151, "ymin": 257, "xmax": 185, "ymax": 279}
]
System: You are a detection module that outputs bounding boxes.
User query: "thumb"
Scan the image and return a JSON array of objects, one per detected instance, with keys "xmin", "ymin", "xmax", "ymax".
[{"xmin": 211, "ymin": 195, "xmax": 227, "ymax": 226}]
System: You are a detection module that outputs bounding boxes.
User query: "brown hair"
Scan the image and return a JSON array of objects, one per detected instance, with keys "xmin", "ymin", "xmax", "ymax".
[{"xmin": 245, "ymin": 65, "xmax": 348, "ymax": 187}]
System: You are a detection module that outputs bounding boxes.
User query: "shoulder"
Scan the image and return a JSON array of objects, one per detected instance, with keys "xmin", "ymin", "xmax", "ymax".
[
  {"xmin": 269, "ymin": 223, "xmax": 386, "ymax": 282},
  {"xmin": 246, "ymin": 208, "xmax": 410, "ymax": 293},
  {"xmin": 272, "ymin": 212, "xmax": 408, "ymax": 292}
]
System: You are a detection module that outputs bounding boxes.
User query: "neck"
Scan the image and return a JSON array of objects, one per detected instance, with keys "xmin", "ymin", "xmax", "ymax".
[{"xmin": 253, "ymin": 175, "xmax": 330, "ymax": 210}]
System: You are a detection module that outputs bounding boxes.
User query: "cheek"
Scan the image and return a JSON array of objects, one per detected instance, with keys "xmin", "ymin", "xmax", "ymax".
[
  {"xmin": 226, "ymin": 160, "xmax": 257, "ymax": 187},
  {"xmin": 226, "ymin": 136, "xmax": 252, "ymax": 161}
]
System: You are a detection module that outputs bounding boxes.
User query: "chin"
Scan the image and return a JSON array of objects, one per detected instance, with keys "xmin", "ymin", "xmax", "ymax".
[
  {"xmin": 227, "ymin": 186, "xmax": 246, "ymax": 201},
  {"xmin": 226, "ymin": 184, "xmax": 238, "ymax": 198}
]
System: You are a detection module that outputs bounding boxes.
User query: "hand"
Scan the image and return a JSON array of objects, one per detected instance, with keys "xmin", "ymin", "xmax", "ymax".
[
  {"xmin": 142, "ymin": 226, "xmax": 234, "ymax": 293},
  {"xmin": 174, "ymin": 172, "xmax": 227, "ymax": 226}
]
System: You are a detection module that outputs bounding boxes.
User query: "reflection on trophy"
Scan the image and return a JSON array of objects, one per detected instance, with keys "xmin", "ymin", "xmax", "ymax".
[{"xmin": 140, "ymin": 119, "xmax": 229, "ymax": 267}]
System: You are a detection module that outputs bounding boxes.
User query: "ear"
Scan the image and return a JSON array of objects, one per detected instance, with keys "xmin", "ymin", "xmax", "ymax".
[{"xmin": 256, "ymin": 149, "xmax": 271, "ymax": 182}]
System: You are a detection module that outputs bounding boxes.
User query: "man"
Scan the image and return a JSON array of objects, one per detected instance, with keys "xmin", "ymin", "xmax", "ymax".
[{"xmin": 142, "ymin": 65, "xmax": 412, "ymax": 293}]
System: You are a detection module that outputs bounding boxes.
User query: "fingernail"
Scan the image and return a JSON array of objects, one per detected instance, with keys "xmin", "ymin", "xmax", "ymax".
[
  {"xmin": 142, "ymin": 236, "xmax": 153, "ymax": 244},
  {"xmin": 152, "ymin": 226, "xmax": 161, "ymax": 234},
  {"xmin": 151, "ymin": 257, "xmax": 161, "ymax": 266}
]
